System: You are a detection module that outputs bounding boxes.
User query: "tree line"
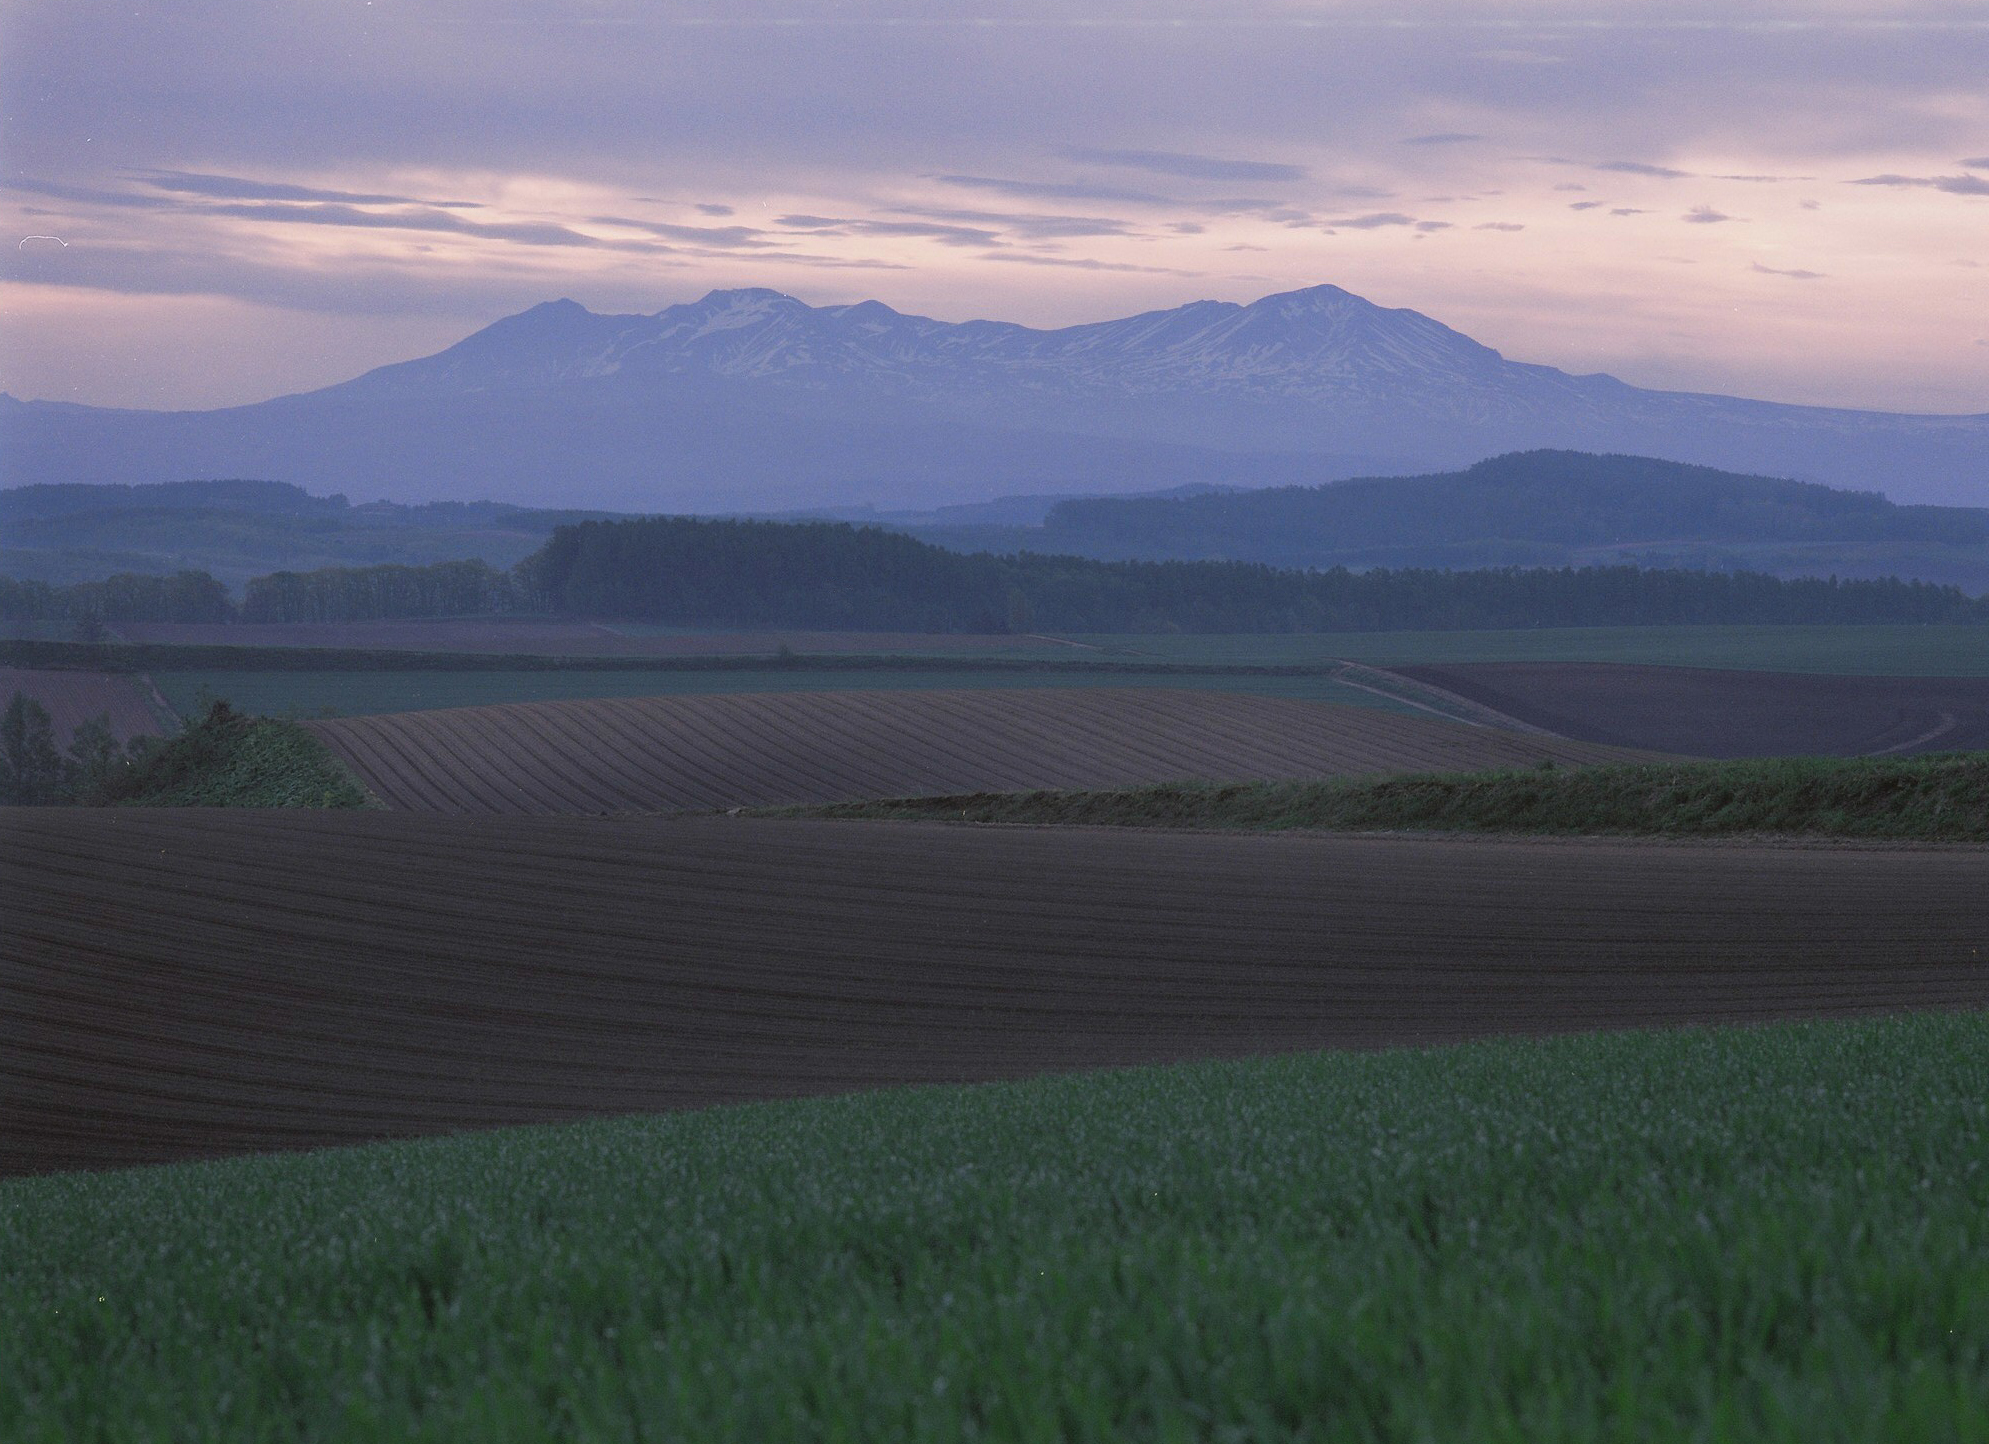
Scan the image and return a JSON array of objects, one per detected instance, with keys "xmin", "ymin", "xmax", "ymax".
[
  {"xmin": 1, "ymin": 692, "xmax": 143, "ymax": 804},
  {"xmin": 5, "ymin": 515, "xmax": 1988, "ymax": 633},
  {"xmin": 521, "ymin": 516, "xmax": 1989, "ymax": 632},
  {"xmin": 1, "ymin": 560, "xmax": 515, "ymax": 626}
]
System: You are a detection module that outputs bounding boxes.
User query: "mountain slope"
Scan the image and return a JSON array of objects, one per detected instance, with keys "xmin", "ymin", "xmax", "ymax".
[{"xmin": 4, "ymin": 284, "xmax": 1985, "ymax": 509}]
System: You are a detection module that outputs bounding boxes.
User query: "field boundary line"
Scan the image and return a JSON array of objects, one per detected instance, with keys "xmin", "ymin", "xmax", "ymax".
[{"xmin": 1336, "ymin": 663, "xmax": 1562, "ymax": 736}]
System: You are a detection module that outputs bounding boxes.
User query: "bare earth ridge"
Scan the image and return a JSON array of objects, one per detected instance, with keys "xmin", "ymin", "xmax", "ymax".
[
  {"xmin": 6, "ymin": 809, "xmax": 1985, "ymax": 1176},
  {"xmin": 305, "ymin": 688, "xmax": 1659, "ymax": 814}
]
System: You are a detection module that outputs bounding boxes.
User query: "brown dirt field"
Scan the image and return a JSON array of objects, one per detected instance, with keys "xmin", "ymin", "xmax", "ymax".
[
  {"xmin": 306, "ymin": 688, "xmax": 1660, "ymax": 814},
  {"xmin": 0, "ymin": 667, "xmax": 166, "ymax": 746},
  {"xmin": 1398, "ymin": 662, "xmax": 1989, "ymax": 758},
  {"xmin": 113, "ymin": 620, "xmax": 1034, "ymax": 656},
  {"xmin": 5, "ymin": 810, "xmax": 1985, "ymax": 1176}
]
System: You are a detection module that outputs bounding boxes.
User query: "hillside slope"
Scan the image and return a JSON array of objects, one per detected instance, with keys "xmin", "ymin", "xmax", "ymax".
[{"xmin": 306, "ymin": 687, "xmax": 1658, "ymax": 813}]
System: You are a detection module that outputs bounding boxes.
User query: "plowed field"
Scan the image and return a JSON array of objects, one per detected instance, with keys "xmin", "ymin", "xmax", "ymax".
[
  {"xmin": 6, "ymin": 810, "xmax": 1985, "ymax": 1175},
  {"xmin": 306, "ymin": 688, "xmax": 1656, "ymax": 814},
  {"xmin": 1401, "ymin": 663, "xmax": 1989, "ymax": 758},
  {"xmin": 0, "ymin": 667, "xmax": 165, "ymax": 745}
]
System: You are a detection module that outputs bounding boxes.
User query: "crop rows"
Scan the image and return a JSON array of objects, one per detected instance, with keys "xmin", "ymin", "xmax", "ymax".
[
  {"xmin": 306, "ymin": 687, "xmax": 1656, "ymax": 813},
  {"xmin": 7, "ymin": 808, "xmax": 1985, "ymax": 1175}
]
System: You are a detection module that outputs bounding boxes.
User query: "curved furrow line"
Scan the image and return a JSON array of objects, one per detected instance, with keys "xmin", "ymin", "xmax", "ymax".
[{"xmin": 311, "ymin": 690, "xmax": 1666, "ymax": 815}]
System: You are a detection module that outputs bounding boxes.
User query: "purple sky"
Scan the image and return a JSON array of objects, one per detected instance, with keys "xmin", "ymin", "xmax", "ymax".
[{"xmin": 4, "ymin": 1, "xmax": 1987, "ymax": 413}]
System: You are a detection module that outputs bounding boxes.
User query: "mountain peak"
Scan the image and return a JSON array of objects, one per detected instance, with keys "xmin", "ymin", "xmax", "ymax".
[
  {"xmin": 690, "ymin": 287, "xmax": 800, "ymax": 309},
  {"xmin": 1247, "ymin": 283, "xmax": 1369, "ymax": 314}
]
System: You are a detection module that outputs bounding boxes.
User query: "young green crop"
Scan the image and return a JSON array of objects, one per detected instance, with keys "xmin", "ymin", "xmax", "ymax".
[
  {"xmin": 778, "ymin": 751, "xmax": 1989, "ymax": 841},
  {"xmin": 4, "ymin": 1011, "xmax": 1987, "ymax": 1441}
]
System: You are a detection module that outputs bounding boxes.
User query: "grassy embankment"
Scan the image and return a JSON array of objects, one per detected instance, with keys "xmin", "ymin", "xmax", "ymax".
[
  {"xmin": 775, "ymin": 752, "xmax": 1989, "ymax": 841},
  {"xmin": 99, "ymin": 700, "xmax": 373, "ymax": 807},
  {"xmin": 5, "ymin": 1011, "xmax": 1987, "ymax": 1440}
]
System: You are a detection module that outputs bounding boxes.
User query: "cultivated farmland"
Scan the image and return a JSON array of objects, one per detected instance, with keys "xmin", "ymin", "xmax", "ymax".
[
  {"xmin": 0, "ymin": 665, "xmax": 167, "ymax": 745},
  {"xmin": 149, "ymin": 666, "xmax": 1411, "ymax": 722},
  {"xmin": 7, "ymin": 809, "xmax": 1986, "ymax": 1176},
  {"xmin": 1403, "ymin": 662, "xmax": 1989, "ymax": 757},
  {"xmin": 305, "ymin": 687, "xmax": 1657, "ymax": 814}
]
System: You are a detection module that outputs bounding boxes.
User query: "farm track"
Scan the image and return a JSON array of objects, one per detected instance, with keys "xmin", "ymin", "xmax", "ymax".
[
  {"xmin": 1401, "ymin": 662, "xmax": 1989, "ymax": 758},
  {"xmin": 6, "ymin": 809, "xmax": 1987, "ymax": 1175},
  {"xmin": 306, "ymin": 688, "xmax": 1659, "ymax": 814}
]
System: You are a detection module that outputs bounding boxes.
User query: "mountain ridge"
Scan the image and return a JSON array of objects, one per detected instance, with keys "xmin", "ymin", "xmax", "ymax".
[{"xmin": 5, "ymin": 283, "xmax": 1985, "ymax": 510}]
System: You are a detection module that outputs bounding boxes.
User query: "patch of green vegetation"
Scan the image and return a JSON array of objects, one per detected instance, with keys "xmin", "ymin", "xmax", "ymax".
[
  {"xmin": 6, "ymin": 1012, "xmax": 1988, "ymax": 1440},
  {"xmin": 780, "ymin": 751, "xmax": 1989, "ymax": 841},
  {"xmin": 149, "ymin": 667, "xmax": 1416, "ymax": 719},
  {"xmin": 1073, "ymin": 623, "xmax": 1989, "ymax": 674},
  {"xmin": 97, "ymin": 700, "xmax": 374, "ymax": 808}
]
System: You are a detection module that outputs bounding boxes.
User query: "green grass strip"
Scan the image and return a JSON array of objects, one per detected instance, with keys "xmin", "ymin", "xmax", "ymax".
[
  {"xmin": 5, "ymin": 1012, "xmax": 1988, "ymax": 1440},
  {"xmin": 774, "ymin": 751, "xmax": 1989, "ymax": 840},
  {"xmin": 97, "ymin": 701, "xmax": 374, "ymax": 808}
]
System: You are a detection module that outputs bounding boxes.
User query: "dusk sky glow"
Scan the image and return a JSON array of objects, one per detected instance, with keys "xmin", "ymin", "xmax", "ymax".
[{"xmin": 4, "ymin": 2, "xmax": 1987, "ymax": 414}]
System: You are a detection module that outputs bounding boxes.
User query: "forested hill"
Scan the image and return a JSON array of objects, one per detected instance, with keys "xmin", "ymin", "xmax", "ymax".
[
  {"xmin": 520, "ymin": 516, "xmax": 1989, "ymax": 633},
  {"xmin": 1011, "ymin": 451, "xmax": 1989, "ymax": 586}
]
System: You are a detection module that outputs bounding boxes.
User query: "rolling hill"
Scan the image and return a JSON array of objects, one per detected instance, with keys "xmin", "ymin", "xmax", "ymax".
[{"xmin": 305, "ymin": 688, "xmax": 1658, "ymax": 814}]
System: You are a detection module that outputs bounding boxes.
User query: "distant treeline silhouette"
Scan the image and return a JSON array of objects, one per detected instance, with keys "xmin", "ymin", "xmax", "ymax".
[
  {"xmin": 4, "ymin": 517, "xmax": 1987, "ymax": 632},
  {"xmin": 517, "ymin": 516, "xmax": 1988, "ymax": 631},
  {"xmin": 1032, "ymin": 450, "xmax": 1989, "ymax": 567}
]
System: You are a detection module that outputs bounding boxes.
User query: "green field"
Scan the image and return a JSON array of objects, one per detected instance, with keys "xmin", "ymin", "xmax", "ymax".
[
  {"xmin": 780, "ymin": 752, "xmax": 1989, "ymax": 842},
  {"xmin": 152, "ymin": 667, "xmax": 1418, "ymax": 720},
  {"xmin": 6, "ymin": 1012, "xmax": 1987, "ymax": 1441},
  {"xmin": 1072, "ymin": 623, "xmax": 1989, "ymax": 674}
]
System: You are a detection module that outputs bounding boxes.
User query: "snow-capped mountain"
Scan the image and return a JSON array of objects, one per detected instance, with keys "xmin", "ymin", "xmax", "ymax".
[
  {"xmin": 332, "ymin": 284, "xmax": 1575, "ymax": 409},
  {"xmin": 5, "ymin": 284, "xmax": 1985, "ymax": 510}
]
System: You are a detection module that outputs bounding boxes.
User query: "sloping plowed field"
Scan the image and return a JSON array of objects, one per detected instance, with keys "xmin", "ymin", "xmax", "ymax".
[
  {"xmin": 0, "ymin": 667, "xmax": 165, "ymax": 745},
  {"xmin": 1398, "ymin": 663, "xmax": 1989, "ymax": 758},
  {"xmin": 6, "ymin": 810, "xmax": 1985, "ymax": 1175},
  {"xmin": 305, "ymin": 688, "xmax": 1657, "ymax": 814}
]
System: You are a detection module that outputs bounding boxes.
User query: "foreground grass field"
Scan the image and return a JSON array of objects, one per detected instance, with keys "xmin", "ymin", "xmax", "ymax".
[
  {"xmin": 150, "ymin": 666, "xmax": 1415, "ymax": 719},
  {"xmin": 5, "ymin": 1011, "xmax": 1986, "ymax": 1441},
  {"xmin": 1078, "ymin": 623, "xmax": 1989, "ymax": 674},
  {"xmin": 782, "ymin": 751, "xmax": 1989, "ymax": 841}
]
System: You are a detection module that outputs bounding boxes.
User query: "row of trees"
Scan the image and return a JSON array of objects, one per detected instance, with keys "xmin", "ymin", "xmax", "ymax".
[
  {"xmin": 0, "ymin": 571, "xmax": 233, "ymax": 625},
  {"xmin": 524, "ymin": 516, "xmax": 1989, "ymax": 632},
  {"xmin": 0, "ymin": 560, "xmax": 516, "ymax": 626},
  {"xmin": 241, "ymin": 559, "xmax": 516, "ymax": 623},
  {"xmin": 0, "ymin": 693, "xmax": 142, "ymax": 805},
  {"xmin": 6, "ymin": 514, "xmax": 1989, "ymax": 633}
]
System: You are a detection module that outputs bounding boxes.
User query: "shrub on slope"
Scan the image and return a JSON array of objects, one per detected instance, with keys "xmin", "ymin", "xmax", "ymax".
[{"xmin": 96, "ymin": 699, "xmax": 374, "ymax": 808}]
